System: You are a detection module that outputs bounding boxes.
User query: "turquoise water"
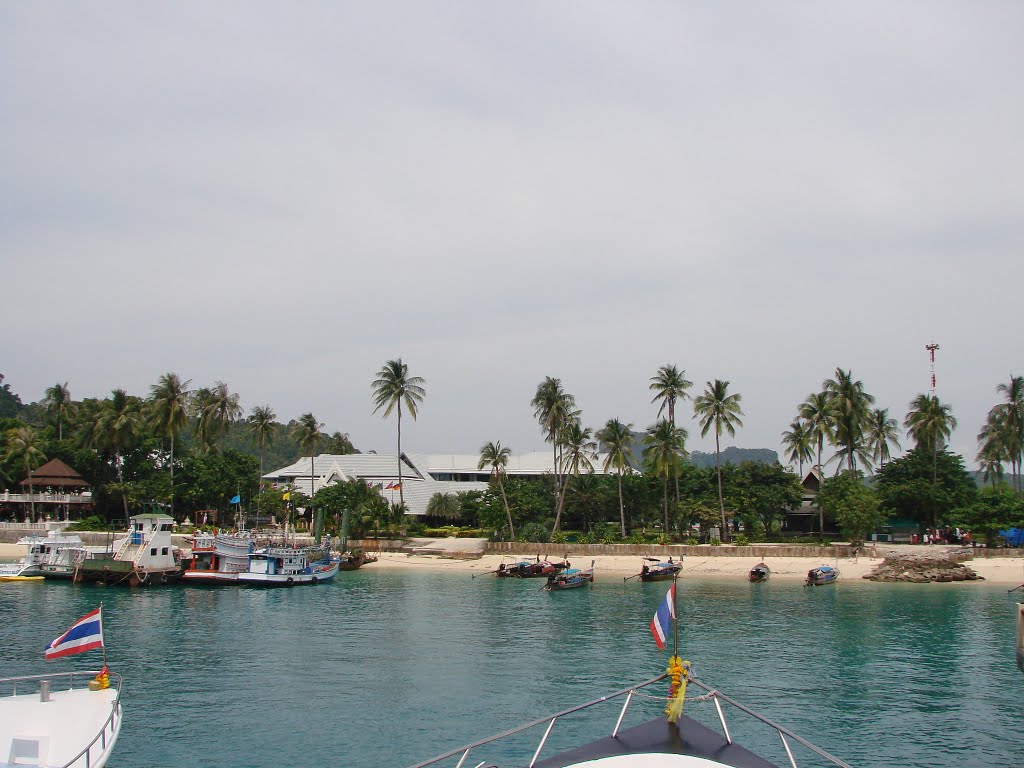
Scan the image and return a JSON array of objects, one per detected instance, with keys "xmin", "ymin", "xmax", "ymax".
[{"xmin": 1, "ymin": 573, "xmax": 1022, "ymax": 768}]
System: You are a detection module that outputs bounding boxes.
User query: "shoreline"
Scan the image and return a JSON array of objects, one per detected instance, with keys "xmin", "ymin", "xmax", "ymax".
[{"xmin": 4, "ymin": 543, "xmax": 1022, "ymax": 585}]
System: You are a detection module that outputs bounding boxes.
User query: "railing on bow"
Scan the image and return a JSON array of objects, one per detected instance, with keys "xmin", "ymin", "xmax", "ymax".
[{"xmin": 406, "ymin": 673, "xmax": 854, "ymax": 768}]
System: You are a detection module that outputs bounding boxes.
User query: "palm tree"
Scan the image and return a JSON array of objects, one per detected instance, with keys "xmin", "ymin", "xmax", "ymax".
[
  {"xmin": 43, "ymin": 382, "xmax": 72, "ymax": 442},
  {"xmin": 478, "ymin": 441, "xmax": 514, "ymax": 539},
  {"xmin": 650, "ymin": 364, "xmax": 693, "ymax": 503},
  {"xmin": 99, "ymin": 389, "xmax": 141, "ymax": 519},
  {"xmin": 800, "ymin": 391, "xmax": 833, "ymax": 477},
  {"xmin": 823, "ymin": 368, "xmax": 875, "ymax": 474},
  {"xmin": 148, "ymin": 372, "xmax": 192, "ymax": 518},
  {"xmin": 5, "ymin": 426, "xmax": 46, "ymax": 521},
  {"xmin": 247, "ymin": 405, "xmax": 277, "ymax": 486},
  {"xmin": 866, "ymin": 408, "xmax": 901, "ymax": 470},
  {"xmin": 993, "ymin": 376, "xmax": 1024, "ymax": 492},
  {"xmin": 781, "ymin": 419, "xmax": 814, "ymax": 478},
  {"xmin": 904, "ymin": 393, "xmax": 957, "ymax": 482},
  {"xmin": 291, "ymin": 413, "xmax": 324, "ymax": 536},
  {"xmin": 694, "ymin": 379, "xmax": 743, "ymax": 543},
  {"xmin": 597, "ymin": 418, "xmax": 636, "ymax": 537},
  {"xmin": 553, "ymin": 421, "xmax": 596, "ymax": 534},
  {"xmin": 426, "ymin": 492, "xmax": 461, "ymax": 521},
  {"xmin": 531, "ymin": 377, "xmax": 578, "ymax": 505},
  {"xmin": 642, "ymin": 419, "xmax": 687, "ymax": 536},
  {"xmin": 976, "ymin": 424, "xmax": 1006, "ymax": 489},
  {"xmin": 371, "ymin": 359, "xmax": 426, "ymax": 510}
]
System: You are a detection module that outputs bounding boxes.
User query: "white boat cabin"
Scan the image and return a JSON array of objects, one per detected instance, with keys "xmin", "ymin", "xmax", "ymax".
[
  {"xmin": 113, "ymin": 514, "xmax": 178, "ymax": 570},
  {"xmin": 247, "ymin": 547, "xmax": 320, "ymax": 576}
]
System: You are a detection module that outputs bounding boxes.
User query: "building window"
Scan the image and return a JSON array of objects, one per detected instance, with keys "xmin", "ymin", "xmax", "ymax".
[
  {"xmin": 161, "ymin": 547, "xmax": 169, "ymax": 555},
  {"xmin": 150, "ymin": 548, "xmax": 157, "ymax": 556}
]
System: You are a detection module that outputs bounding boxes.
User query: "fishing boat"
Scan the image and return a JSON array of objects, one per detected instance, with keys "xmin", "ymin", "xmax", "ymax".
[
  {"xmin": 748, "ymin": 562, "xmax": 770, "ymax": 583},
  {"xmin": 804, "ymin": 565, "xmax": 839, "ymax": 587},
  {"xmin": 182, "ymin": 530, "xmax": 256, "ymax": 585},
  {"xmin": 635, "ymin": 557, "xmax": 682, "ymax": 582},
  {"xmin": 237, "ymin": 541, "xmax": 340, "ymax": 586},
  {"xmin": 544, "ymin": 561, "xmax": 595, "ymax": 591},
  {"xmin": 74, "ymin": 513, "xmax": 183, "ymax": 586}
]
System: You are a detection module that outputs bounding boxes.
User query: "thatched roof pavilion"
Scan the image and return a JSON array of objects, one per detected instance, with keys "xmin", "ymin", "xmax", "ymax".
[{"xmin": 18, "ymin": 458, "xmax": 89, "ymax": 489}]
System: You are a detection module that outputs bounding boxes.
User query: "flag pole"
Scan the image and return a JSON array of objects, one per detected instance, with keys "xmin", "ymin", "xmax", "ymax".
[
  {"xmin": 671, "ymin": 574, "xmax": 679, "ymax": 658},
  {"xmin": 100, "ymin": 602, "xmax": 108, "ymax": 668}
]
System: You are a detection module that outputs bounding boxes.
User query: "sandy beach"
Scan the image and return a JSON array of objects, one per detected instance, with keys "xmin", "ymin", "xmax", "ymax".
[{"xmin": 4, "ymin": 542, "xmax": 1022, "ymax": 584}]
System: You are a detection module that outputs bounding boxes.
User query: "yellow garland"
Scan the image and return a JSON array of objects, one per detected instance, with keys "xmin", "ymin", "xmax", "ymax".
[
  {"xmin": 664, "ymin": 657, "xmax": 690, "ymax": 723},
  {"xmin": 94, "ymin": 666, "xmax": 110, "ymax": 690}
]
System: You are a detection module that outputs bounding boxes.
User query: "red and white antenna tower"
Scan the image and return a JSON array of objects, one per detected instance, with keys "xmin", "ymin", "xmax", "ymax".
[{"xmin": 925, "ymin": 341, "xmax": 940, "ymax": 394}]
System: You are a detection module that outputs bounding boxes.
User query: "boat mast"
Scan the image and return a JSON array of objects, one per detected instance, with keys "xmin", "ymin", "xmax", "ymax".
[{"xmin": 672, "ymin": 573, "xmax": 679, "ymax": 658}]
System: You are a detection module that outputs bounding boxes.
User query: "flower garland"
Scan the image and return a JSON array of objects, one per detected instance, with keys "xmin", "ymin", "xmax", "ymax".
[
  {"xmin": 94, "ymin": 666, "xmax": 110, "ymax": 690},
  {"xmin": 665, "ymin": 656, "xmax": 690, "ymax": 723}
]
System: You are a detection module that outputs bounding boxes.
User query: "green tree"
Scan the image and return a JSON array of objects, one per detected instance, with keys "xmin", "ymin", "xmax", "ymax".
[
  {"xmin": 904, "ymin": 393, "xmax": 957, "ymax": 482},
  {"xmin": 43, "ymin": 382, "xmax": 72, "ymax": 442},
  {"xmin": 478, "ymin": 441, "xmax": 514, "ymax": 539},
  {"xmin": 313, "ymin": 479, "xmax": 389, "ymax": 538},
  {"xmin": 874, "ymin": 447, "xmax": 977, "ymax": 528},
  {"xmin": 816, "ymin": 472, "xmax": 883, "ymax": 545},
  {"xmin": 291, "ymin": 413, "xmax": 324, "ymax": 534},
  {"xmin": 823, "ymin": 368, "xmax": 874, "ymax": 474},
  {"xmin": 371, "ymin": 358, "xmax": 426, "ymax": 509},
  {"xmin": 553, "ymin": 421, "xmax": 596, "ymax": 533},
  {"xmin": 194, "ymin": 381, "xmax": 242, "ymax": 453},
  {"xmin": 642, "ymin": 419, "xmax": 687, "ymax": 536},
  {"xmin": 781, "ymin": 418, "xmax": 814, "ymax": 478},
  {"xmin": 650, "ymin": 364, "xmax": 693, "ymax": 502},
  {"xmin": 867, "ymin": 408, "xmax": 901, "ymax": 470},
  {"xmin": 148, "ymin": 372, "xmax": 192, "ymax": 518},
  {"xmin": 694, "ymin": 379, "xmax": 743, "ymax": 542},
  {"xmin": 729, "ymin": 461, "xmax": 803, "ymax": 538},
  {"xmin": 426, "ymin": 492, "xmax": 461, "ymax": 521},
  {"xmin": 990, "ymin": 376, "xmax": 1023, "ymax": 493},
  {"xmin": 949, "ymin": 484, "xmax": 1024, "ymax": 546},
  {"xmin": 5, "ymin": 426, "xmax": 46, "ymax": 521},
  {"xmin": 531, "ymin": 376, "xmax": 578, "ymax": 507},
  {"xmin": 800, "ymin": 391, "xmax": 833, "ymax": 477},
  {"xmin": 597, "ymin": 418, "xmax": 636, "ymax": 537},
  {"xmin": 246, "ymin": 405, "xmax": 277, "ymax": 488},
  {"xmin": 91, "ymin": 389, "xmax": 142, "ymax": 519}
]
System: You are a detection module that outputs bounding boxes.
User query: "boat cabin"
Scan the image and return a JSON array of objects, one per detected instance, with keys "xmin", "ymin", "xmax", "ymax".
[
  {"xmin": 116, "ymin": 513, "xmax": 178, "ymax": 570},
  {"xmin": 247, "ymin": 547, "xmax": 317, "ymax": 577}
]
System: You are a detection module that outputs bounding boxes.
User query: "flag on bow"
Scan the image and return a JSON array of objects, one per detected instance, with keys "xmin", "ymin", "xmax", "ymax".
[
  {"xmin": 46, "ymin": 606, "xmax": 104, "ymax": 660},
  {"xmin": 650, "ymin": 583, "xmax": 676, "ymax": 650}
]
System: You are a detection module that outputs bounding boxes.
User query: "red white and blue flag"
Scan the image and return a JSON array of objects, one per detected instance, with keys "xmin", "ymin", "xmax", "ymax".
[
  {"xmin": 650, "ymin": 583, "xmax": 676, "ymax": 650},
  {"xmin": 45, "ymin": 607, "xmax": 104, "ymax": 660}
]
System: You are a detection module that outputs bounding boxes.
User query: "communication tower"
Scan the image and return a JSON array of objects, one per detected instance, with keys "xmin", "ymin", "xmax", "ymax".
[{"xmin": 925, "ymin": 342, "xmax": 940, "ymax": 394}]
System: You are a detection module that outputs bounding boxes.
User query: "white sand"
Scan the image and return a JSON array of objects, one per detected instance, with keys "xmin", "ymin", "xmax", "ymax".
[{"xmin": 5, "ymin": 542, "xmax": 1021, "ymax": 584}]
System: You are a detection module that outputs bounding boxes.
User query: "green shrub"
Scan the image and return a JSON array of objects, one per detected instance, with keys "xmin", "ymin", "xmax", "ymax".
[
  {"xmin": 66, "ymin": 515, "xmax": 107, "ymax": 532},
  {"xmin": 518, "ymin": 522, "xmax": 549, "ymax": 543},
  {"xmin": 710, "ymin": 537, "xmax": 721, "ymax": 546},
  {"xmin": 628, "ymin": 532, "xmax": 647, "ymax": 545},
  {"xmin": 550, "ymin": 530, "xmax": 569, "ymax": 544},
  {"xmin": 656, "ymin": 534, "xmax": 670, "ymax": 546},
  {"xmin": 685, "ymin": 537, "xmax": 699, "ymax": 545},
  {"xmin": 733, "ymin": 534, "xmax": 750, "ymax": 547}
]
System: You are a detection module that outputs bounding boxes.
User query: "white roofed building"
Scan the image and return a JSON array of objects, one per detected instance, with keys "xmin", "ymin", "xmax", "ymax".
[{"xmin": 263, "ymin": 451, "xmax": 616, "ymax": 516}]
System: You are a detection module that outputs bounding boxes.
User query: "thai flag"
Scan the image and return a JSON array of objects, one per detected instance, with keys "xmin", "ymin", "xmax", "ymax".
[
  {"xmin": 650, "ymin": 583, "xmax": 676, "ymax": 650},
  {"xmin": 45, "ymin": 607, "xmax": 104, "ymax": 660}
]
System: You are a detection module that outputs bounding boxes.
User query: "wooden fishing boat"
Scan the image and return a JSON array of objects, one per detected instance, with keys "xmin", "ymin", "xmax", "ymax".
[
  {"xmin": 182, "ymin": 530, "xmax": 256, "ymax": 585},
  {"xmin": 74, "ymin": 514, "xmax": 183, "ymax": 586},
  {"xmin": 544, "ymin": 561, "xmax": 594, "ymax": 591},
  {"xmin": 748, "ymin": 563, "xmax": 770, "ymax": 583},
  {"xmin": 804, "ymin": 565, "xmax": 839, "ymax": 587},
  {"xmin": 237, "ymin": 543, "xmax": 339, "ymax": 586},
  {"xmin": 636, "ymin": 557, "xmax": 681, "ymax": 582}
]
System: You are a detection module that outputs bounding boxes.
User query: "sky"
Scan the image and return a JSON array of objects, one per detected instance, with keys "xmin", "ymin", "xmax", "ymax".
[{"xmin": 2, "ymin": 2, "xmax": 1022, "ymax": 469}]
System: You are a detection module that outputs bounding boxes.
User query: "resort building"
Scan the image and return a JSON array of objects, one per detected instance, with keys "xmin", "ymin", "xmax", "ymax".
[
  {"xmin": 263, "ymin": 451, "xmax": 614, "ymax": 516},
  {"xmin": 1, "ymin": 458, "xmax": 94, "ymax": 525}
]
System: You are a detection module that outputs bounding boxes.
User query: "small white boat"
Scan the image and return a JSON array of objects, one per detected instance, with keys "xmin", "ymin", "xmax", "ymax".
[
  {"xmin": 74, "ymin": 514, "xmax": 183, "ymax": 586},
  {"xmin": 237, "ymin": 541, "xmax": 339, "ymax": 587},
  {"xmin": 0, "ymin": 531, "xmax": 101, "ymax": 580},
  {"xmin": 0, "ymin": 669, "xmax": 123, "ymax": 768}
]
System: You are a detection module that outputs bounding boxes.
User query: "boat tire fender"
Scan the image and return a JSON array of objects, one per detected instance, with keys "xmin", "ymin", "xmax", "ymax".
[
  {"xmin": 286, "ymin": 577, "xmax": 294, "ymax": 585},
  {"xmin": 312, "ymin": 576, "xmax": 319, "ymax": 585}
]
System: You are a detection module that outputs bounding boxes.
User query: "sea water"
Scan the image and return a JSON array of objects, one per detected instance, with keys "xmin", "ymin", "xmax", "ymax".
[{"xmin": 1, "ymin": 572, "xmax": 1022, "ymax": 768}]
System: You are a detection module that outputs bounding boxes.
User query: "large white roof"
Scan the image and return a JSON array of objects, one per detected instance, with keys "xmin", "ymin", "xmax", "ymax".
[{"xmin": 411, "ymin": 451, "xmax": 614, "ymax": 475}]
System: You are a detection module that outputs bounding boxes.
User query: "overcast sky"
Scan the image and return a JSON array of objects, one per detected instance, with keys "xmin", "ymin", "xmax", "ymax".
[{"xmin": 2, "ymin": 2, "xmax": 1022, "ymax": 469}]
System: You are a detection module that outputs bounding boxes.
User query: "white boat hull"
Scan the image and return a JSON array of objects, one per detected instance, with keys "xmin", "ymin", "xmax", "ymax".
[
  {"xmin": 238, "ymin": 560, "xmax": 339, "ymax": 587},
  {"xmin": 182, "ymin": 570, "xmax": 241, "ymax": 585}
]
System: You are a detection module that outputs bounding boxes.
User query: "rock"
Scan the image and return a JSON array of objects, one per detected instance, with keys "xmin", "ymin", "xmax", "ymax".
[{"xmin": 862, "ymin": 552, "xmax": 984, "ymax": 583}]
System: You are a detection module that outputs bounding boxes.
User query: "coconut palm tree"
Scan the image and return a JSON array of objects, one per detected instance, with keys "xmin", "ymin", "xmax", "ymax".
[
  {"xmin": 5, "ymin": 426, "xmax": 46, "ymax": 521},
  {"xmin": 976, "ymin": 423, "xmax": 1007, "ymax": 489},
  {"xmin": 650, "ymin": 364, "xmax": 693, "ymax": 503},
  {"xmin": 291, "ymin": 412, "xmax": 324, "ymax": 535},
  {"xmin": 148, "ymin": 372, "xmax": 192, "ymax": 518},
  {"xmin": 372, "ymin": 359, "xmax": 426, "ymax": 509},
  {"xmin": 993, "ymin": 376, "xmax": 1024, "ymax": 492},
  {"xmin": 552, "ymin": 421, "xmax": 596, "ymax": 534},
  {"xmin": 866, "ymin": 408, "xmax": 901, "ymax": 470},
  {"xmin": 43, "ymin": 382, "xmax": 72, "ymax": 442},
  {"xmin": 478, "ymin": 441, "xmax": 514, "ymax": 539},
  {"xmin": 800, "ymin": 391, "xmax": 833, "ymax": 477},
  {"xmin": 694, "ymin": 379, "xmax": 743, "ymax": 543},
  {"xmin": 530, "ymin": 377, "xmax": 578, "ymax": 505},
  {"xmin": 247, "ymin": 405, "xmax": 277, "ymax": 484},
  {"xmin": 642, "ymin": 419, "xmax": 687, "ymax": 536},
  {"xmin": 98, "ymin": 388, "xmax": 142, "ymax": 519},
  {"xmin": 780, "ymin": 419, "xmax": 814, "ymax": 478},
  {"xmin": 426, "ymin": 492, "xmax": 461, "ymax": 521},
  {"xmin": 823, "ymin": 368, "xmax": 874, "ymax": 474},
  {"xmin": 905, "ymin": 393, "xmax": 957, "ymax": 482},
  {"xmin": 597, "ymin": 418, "xmax": 637, "ymax": 537}
]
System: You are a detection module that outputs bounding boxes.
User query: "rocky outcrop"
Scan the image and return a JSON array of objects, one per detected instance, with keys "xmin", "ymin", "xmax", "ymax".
[{"xmin": 863, "ymin": 552, "xmax": 983, "ymax": 583}]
